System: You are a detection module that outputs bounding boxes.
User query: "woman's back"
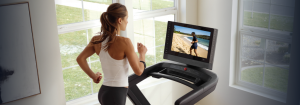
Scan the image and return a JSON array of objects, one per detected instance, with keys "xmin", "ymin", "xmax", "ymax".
[
  {"xmin": 93, "ymin": 35, "xmax": 130, "ymax": 87},
  {"xmin": 93, "ymin": 35, "xmax": 127, "ymax": 60}
]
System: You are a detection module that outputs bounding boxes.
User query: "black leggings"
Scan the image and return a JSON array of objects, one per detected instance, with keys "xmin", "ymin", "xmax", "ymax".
[{"xmin": 98, "ymin": 85, "xmax": 128, "ymax": 105}]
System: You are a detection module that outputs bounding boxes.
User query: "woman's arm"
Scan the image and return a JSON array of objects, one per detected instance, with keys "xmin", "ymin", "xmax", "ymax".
[
  {"xmin": 124, "ymin": 38, "xmax": 147, "ymax": 76},
  {"xmin": 76, "ymin": 36, "xmax": 101, "ymax": 83}
]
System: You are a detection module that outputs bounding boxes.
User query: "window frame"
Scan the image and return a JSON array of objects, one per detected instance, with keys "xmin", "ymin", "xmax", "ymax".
[{"xmin": 234, "ymin": 0, "xmax": 293, "ymax": 103}]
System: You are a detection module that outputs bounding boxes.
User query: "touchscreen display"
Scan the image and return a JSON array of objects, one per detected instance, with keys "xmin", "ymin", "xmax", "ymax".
[
  {"xmin": 164, "ymin": 21, "xmax": 217, "ymax": 69},
  {"xmin": 171, "ymin": 25, "xmax": 211, "ymax": 59}
]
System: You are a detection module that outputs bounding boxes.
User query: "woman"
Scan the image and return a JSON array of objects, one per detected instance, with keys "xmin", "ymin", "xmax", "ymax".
[
  {"xmin": 76, "ymin": 3, "xmax": 147, "ymax": 105},
  {"xmin": 190, "ymin": 32, "xmax": 198, "ymax": 56}
]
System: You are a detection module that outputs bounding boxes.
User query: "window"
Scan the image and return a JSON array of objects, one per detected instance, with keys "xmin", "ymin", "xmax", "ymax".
[
  {"xmin": 236, "ymin": 0, "xmax": 294, "ymax": 102},
  {"xmin": 132, "ymin": 0, "xmax": 177, "ymax": 67},
  {"xmin": 55, "ymin": 0, "xmax": 114, "ymax": 102},
  {"xmin": 133, "ymin": 15, "xmax": 175, "ymax": 67},
  {"xmin": 132, "ymin": 0, "xmax": 177, "ymax": 81},
  {"xmin": 56, "ymin": 0, "xmax": 177, "ymax": 102}
]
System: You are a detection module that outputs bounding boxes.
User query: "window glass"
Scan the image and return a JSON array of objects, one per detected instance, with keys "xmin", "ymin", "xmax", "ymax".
[
  {"xmin": 271, "ymin": 0, "xmax": 294, "ymax": 7},
  {"xmin": 134, "ymin": 18, "xmax": 155, "ymax": 47},
  {"xmin": 133, "ymin": 0, "xmax": 174, "ymax": 12},
  {"xmin": 134, "ymin": 14, "xmax": 174, "ymax": 67},
  {"xmin": 154, "ymin": 14, "xmax": 174, "ymax": 46},
  {"xmin": 63, "ymin": 66, "xmax": 92, "ymax": 101},
  {"xmin": 59, "ymin": 30, "xmax": 90, "ymax": 101},
  {"xmin": 243, "ymin": 0, "xmax": 295, "ymax": 32},
  {"xmin": 242, "ymin": 35, "xmax": 265, "ymax": 61},
  {"xmin": 240, "ymin": 35, "xmax": 291, "ymax": 90},
  {"xmin": 134, "ymin": 19, "xmax": 155, "ymax": 37},
  {"xmin": 56, "ymin": 0, "xmax": 112, "ymax": 25},
  {"xmin": 252, "ymin": 0, "xmax": 270, "ymax": 3},
  {"xmin": 270, "ymin": 5, "xmax": 294, "ymax": 32},
  {"xmin": 83, "ymin": 0, "xmax": 112, "ymax": 21},
  {"xmin": 240, "ymin": 59, "xmax": 289, "ymax": 93},
  {"xmin": 146, "ymin": 48, "xmax": 156, "ymax": 67},
  {"xmin": 152, "ymin": 0, "xmax": 174, "ymax": 10},
  {"xmin": 264, "ymin": 65, "xmax": 288, "ymax": 92},
  {"xmin": 83, "ymin": 0, "xmax": 112, "ymax": 5},
  {"xmin": 133, "ymin": 0, "xmax": 151, "ymax": 11},
  {"xmin": 243, "ymin": 1, "xmax": 270, "ymax": 29},
  {"xmin": 241, "ymin": 58, "xmax": 264, "ymax": 86},
  {"xmin": 265, "ymin": 40, "xmax": 291, "ymax": 68},
  {"xmin": 153, "ymin": 14, "xmax": 174, "ymax": 63},
  {"xmin": 134, "ymin": 18, "xmax": 155, "ymax": 67},
  {"xmin": 56, "ymin": 3, "xmax": 84, "ymax": 25},
  {"xmin": 59, "ymin": 27, "xmax": 103, "ymax": 101},
  {"xmin": 156, "ymin": 45, "xmax": 166, "ymax": 63},
  {"xmin": 59, "ymin": 30, "xmax": 87, "ymax": 68}
]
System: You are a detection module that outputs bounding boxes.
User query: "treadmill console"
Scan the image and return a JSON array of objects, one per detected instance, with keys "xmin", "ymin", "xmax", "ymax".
[{"xmin": 127, "ymin": 21, "xmax": 218, "ymax": 105}]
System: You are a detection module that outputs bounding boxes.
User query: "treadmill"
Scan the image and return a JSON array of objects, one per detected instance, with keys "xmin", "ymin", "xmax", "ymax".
[{"xmin": 127, "ymin": 21, "xmax": 218, "ymax": 105}]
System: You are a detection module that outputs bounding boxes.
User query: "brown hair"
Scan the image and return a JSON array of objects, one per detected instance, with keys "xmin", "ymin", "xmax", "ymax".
[{"xmin": 92, "ymin": 3, "xmax": 127, "ymax": 51}]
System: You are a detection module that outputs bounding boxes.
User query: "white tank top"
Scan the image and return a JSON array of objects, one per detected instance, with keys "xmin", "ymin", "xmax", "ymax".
[{"xmin": 99, "ymin": 36, "xmax": 129, "ymax": 87}]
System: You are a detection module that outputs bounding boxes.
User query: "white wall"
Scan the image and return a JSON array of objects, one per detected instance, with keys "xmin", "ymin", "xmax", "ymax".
[
  {"xmin": 178, "ymin": 0, "xmax": 198, "ymax": 25},
  {"xmin": 1, "ymin": 0, "xmax": 66, "ymax": 105}
]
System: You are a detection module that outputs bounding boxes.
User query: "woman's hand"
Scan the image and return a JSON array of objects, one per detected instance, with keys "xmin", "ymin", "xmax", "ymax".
[
  {"xmin": 93, "ymin": 72, "xmax": 102, "ymax": 84},
  {"xmin": 137, "ymin": 42, "xmax": 147, "ymax": 55},
  {"xmin": 191, "ymin": 41, "xmax": 194, "ymax": 44}
]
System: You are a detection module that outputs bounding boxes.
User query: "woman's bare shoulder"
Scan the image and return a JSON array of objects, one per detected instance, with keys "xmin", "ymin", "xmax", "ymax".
[
  {"xmin": 91, "ymin": 35, "xmax": 102, "ymax": 55},
  {"xmin": 116, "ymin": 36, "xmax": 128, "ymax": 41},
  {"xmin": 91, "ymin": 34, "xmax": 102, "ymax": 42}
]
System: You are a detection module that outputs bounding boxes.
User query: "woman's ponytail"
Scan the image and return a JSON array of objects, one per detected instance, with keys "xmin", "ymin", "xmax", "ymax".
[{"xmin": 93, "ymin": 3, "xmax": 127, "ymax": 51}]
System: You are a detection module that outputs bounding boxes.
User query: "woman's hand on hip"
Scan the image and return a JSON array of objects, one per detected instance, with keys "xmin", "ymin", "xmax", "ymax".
[{"xmin": 93, "ymin": 72, "xmax": 102, "ymax": 84}]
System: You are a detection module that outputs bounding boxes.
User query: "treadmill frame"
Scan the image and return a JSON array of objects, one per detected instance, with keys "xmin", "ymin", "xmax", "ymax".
[{"xmin": 127, "ymin": 60, "xmax": 218, "ymax": 105}]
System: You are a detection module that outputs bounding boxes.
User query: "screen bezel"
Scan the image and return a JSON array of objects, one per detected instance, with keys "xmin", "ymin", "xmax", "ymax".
[{"xmin": 163, "ymin": 21, "xmax": 218, "ymax": 69}]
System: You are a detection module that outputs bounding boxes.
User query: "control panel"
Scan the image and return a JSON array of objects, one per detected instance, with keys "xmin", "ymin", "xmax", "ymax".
[{"xmin": 154, "ymin": 64, "xmax": 202, "ymax": 85}]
